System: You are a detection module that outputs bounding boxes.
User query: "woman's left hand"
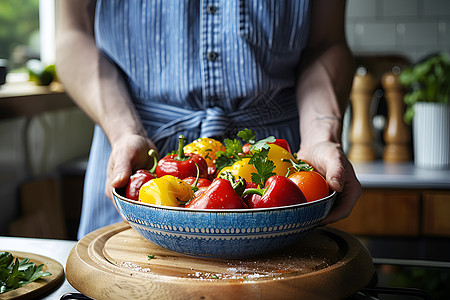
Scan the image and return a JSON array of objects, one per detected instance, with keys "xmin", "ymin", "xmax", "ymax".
[{"xmin": 297, "ymin": 140, "xmax": 361, "ymax": 225}]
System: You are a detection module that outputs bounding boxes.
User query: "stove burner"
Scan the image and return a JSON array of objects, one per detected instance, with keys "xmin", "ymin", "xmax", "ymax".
[{"xmin": 351, "ymin": 286, "xmax": 433, "ymax": 300}]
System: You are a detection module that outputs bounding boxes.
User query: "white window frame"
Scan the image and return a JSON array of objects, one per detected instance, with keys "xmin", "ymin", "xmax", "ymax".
[{"xmin": 39, "ymin": 0, "xmax": 56, "ymax": 66}]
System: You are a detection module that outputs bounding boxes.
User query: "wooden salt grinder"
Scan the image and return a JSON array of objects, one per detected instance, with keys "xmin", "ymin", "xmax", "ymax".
[
  {"xmin": 381, "ymin": 68, "xmax": 411, "ymax": 162},
  {"xmin": 348, "ymin": 67, "xmax": 377, "ymax": 162}
]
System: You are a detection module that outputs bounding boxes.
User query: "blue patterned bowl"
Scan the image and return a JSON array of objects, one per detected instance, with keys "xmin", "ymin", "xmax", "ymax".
[{"xmin": 112, "ymin": 188, "xmax": 336, "ymax": 259}]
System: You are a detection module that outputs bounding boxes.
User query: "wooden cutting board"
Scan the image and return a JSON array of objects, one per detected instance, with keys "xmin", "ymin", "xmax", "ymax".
[
  {"xmin": 66, "ymin": 222, "xmax": 373, "ymax": 300},
  {"xmin": 1, "ymin": 251, "xmax": 64, "ymax": 300}
]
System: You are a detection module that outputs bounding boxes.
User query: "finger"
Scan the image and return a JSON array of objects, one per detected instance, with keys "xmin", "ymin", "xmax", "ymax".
[
  {"xmin": 325, "ymin": 162, "xmax": 345, "ymax": 193},
  {"xmin": 104, "ymin": 150, "xmax": 133, "ymax": 200},
  {"xmin": 111, "ymin": 158, "xmax": 133, "ymax": 188},
  {"xmin": 105, "ymin": 155, "xmax": 115, "ymax": 200},
  {"xmin": 298, "ymin": 143, "xmax": 346, "ymax": 193},
  {"xmin": 318, "ymin": 148, "xmax": 345, "ymax": 193},
  {"xmin": 320, "ymin": 167, "xmax": 361, "ymax": 225}
]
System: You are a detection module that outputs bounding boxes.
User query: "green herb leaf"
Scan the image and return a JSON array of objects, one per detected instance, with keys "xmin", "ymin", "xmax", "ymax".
[
  {"xmin": 27, "ymin": 264, "xmax": 51, "ymax": 283},
  {"xmin": 237, "ymin": 128, "xmax": 256, "ymax": 144},
  {"xmin": 5, "ymin": 258, "xmax": 21, "ymax": 290},
  {"xmin": 248, "ymin": 148, "xmax": 276, "ymax": 188},
  {"xmin": 147, "ymin": 255, "xmax": 155, "ymax": 260},
  {"xmin": 22, "ymin": 263, "xmax": 35, "ymax": 281},
  {"xmin": 215, "ymin": 138, "xmax": 243, "ymax": 170},
  {"xmin": 0, "ymin": 252, "xmax": 13, "ymax": 268},
  {"xmin": 0, "ymin": 268, "xmax": 9, "ymax": 283},
  {"xmin": 249, "ymin": 136, "xmax": 276, "ymax": 152}
]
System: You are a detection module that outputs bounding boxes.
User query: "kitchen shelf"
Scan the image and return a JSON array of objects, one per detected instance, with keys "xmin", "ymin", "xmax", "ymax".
[{"xmin": 0, "ymin": 81, "xmax": 74, "ymax": 119}]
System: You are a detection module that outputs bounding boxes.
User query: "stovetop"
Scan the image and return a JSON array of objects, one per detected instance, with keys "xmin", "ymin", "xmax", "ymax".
[{"xmin": 348, "ymin": 258, "xmax": 449, "ymax": 300}]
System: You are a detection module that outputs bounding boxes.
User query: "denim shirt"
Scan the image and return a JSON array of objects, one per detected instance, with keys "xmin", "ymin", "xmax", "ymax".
[{"xmin": 78, "ymin": 0, "xmax": 311, "ymax": 238}]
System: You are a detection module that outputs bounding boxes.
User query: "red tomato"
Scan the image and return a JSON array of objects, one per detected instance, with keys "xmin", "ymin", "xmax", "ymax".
[{"xmin": 288, "ymin": 171, "xmax": 329, "ymax": 202}]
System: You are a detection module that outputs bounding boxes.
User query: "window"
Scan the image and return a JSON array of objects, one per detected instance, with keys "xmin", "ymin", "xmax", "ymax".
[{"xmin": 0, "ymin": 0, "xmax": 55, "ymax": 82}]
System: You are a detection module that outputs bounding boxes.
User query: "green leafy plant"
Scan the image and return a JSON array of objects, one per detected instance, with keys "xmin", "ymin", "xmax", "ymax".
[
  {"xmin": 399, "ymin": 52, "xmax": 450, "ymax": 124},
  {"xmin": 0, "ymin": 252, "xmax": 52, "ymax": 294}
]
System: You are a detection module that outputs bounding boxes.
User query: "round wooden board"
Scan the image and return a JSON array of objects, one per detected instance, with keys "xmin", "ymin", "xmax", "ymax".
[
  {"xmin": 66, "ymin": 222, "xmax": 374, "ymax": 300},
  {"xmin": 0, "ymin": 251, "xmax": 64, "ymax": 300}
]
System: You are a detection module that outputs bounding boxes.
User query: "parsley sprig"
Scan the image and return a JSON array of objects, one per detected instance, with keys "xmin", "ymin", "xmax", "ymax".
[
  {"xmin": 249, "ymin": 148, "xmax": 276, "ymax": 188},
  {"xmin": 215, "ymin": 138, "xmax": 244, "ymax": 171},
  {"xmin": 0, "ymin": 251, "xmax": 52, "ymax": 294},
  {"xmin": 239, "ymin": 129, "xmax": 277, "ymax": 187},
  {"xmin": 238, "ymin": 129, "xmax": 276, "ymax": 152},
  {"xmin": 236, "ymin": 128, "xmax": 256, "ymax": 144},
  {"xmin": 215, "ymin": 129, "xmax": 277, "ymax": 188}
]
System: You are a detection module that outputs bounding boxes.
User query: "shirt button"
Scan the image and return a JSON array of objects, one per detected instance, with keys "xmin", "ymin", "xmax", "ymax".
[
  {"xmin": 206, "ymin": 51, "xmax": 219, "ymax": 61},
  {"xmin": 207, "ymin": 5, "xmax": 218, "ymax": 14}
]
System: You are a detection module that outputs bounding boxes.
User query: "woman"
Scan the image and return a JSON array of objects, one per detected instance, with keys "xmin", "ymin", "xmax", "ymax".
[{"xmin": 56, "ymin": 0, "xmax": 361, "ymax": 239}]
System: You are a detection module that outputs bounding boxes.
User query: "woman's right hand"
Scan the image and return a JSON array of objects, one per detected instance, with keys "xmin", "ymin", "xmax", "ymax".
[{"xmin": 106, "ymin": 134, "xmax": 157, "ymax": 201}]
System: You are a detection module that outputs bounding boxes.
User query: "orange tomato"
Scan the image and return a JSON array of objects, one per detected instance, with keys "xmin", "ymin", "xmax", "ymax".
[{"xmin": 288, "ymin": 171, "xmax": 329, "ymax": 202}]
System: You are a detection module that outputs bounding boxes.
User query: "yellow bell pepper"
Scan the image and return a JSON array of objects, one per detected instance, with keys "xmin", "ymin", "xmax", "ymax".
[
  {"xmin": 218, "ymin": 157, "xmax": 256, "ymax": 183},
  {"xmin": 183, "ymin": 137, "xmax": 226, "ymax": 167},
  {"xmin": 218, "ymin": 144, "xmax": 296, "ymax": 182},
  {"xmin": 138, "ymin": 175, "xmax": 194, "ymax": 206},
  {"xmin": 267, "ymin": 143, "xmax": 297, "ymax": 176}
]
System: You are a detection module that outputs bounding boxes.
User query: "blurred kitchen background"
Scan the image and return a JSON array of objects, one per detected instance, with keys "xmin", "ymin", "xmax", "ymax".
[
  {"xmin": 1, "ymin": 0, "xmax": 450, "ymax": 297},
  {"xmin": 1, "ymin": 0, "xmax": 449, "ymax": 241},
  {"xmin": 346, "ymin": 0, "xmax": 450, "ymax": 60},
  {"xmin": 0, "ymin": 0, "xmax": 450, "ymax": 282}
]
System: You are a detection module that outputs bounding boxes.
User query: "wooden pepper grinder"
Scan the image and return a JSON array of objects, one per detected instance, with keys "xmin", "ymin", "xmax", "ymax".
[
  {"xmin": 381, "ymin": 67, "xmax": 411, "ymax": 162},
  {"xmin": 348, "ymin": 67, "xmax": 377, "ymax": 162}
]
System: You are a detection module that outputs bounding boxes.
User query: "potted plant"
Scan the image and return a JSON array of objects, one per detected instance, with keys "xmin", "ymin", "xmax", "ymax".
[{"xmin": 399, "ymin": 52, "xmax": 450, "ymax": 169}]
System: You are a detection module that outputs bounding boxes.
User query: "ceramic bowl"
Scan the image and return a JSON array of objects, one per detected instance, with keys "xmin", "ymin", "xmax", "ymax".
[{"xmin": 113, "ymin": 188, "xmax": 336, "ymax": 259}]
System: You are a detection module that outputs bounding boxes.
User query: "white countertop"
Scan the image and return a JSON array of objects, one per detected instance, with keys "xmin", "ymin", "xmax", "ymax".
[
  {"xmin": 1, "ymin": 236, "xmax": 78, "ymax": 299},
  {"xmin": 353, "ymin": 161, "xmax": 450, "ymax": 189}
]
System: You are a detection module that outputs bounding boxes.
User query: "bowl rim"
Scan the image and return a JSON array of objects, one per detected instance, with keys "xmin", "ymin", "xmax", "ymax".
[{"xmin": 112, "ymin": 188, "xmax": 336, "ymax": 213}]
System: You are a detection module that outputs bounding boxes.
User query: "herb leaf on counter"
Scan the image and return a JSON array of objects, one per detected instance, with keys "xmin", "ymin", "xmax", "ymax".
[{"xmin": 0, "ymin": 251, "xmax": 52, "ymax": 294}]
